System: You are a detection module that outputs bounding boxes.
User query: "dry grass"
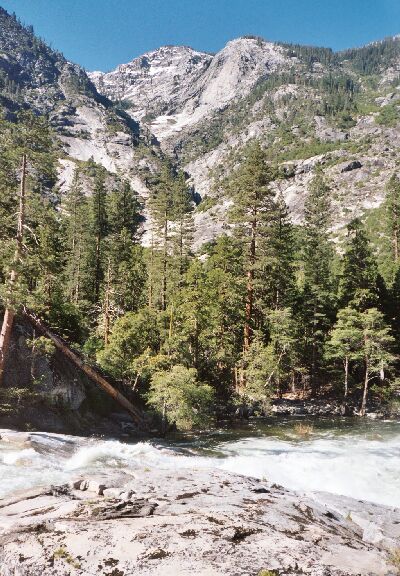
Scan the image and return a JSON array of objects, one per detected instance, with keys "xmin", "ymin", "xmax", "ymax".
[
  {"xmin": 389, "ymin": 548, "xmax": 400, "ymax": 574},
  {"xmin": 53, "ymin": 547, "xmax": 81, "ymax": 569},
  {"xmin": 294, "ymin": 423, "xmax": 314, "ymax": 438}
]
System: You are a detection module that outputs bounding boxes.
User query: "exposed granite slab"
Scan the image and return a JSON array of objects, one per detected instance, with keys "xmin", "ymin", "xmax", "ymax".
[{"xmin": 0, "ymin": 467, "xmax": 398, "ymax": 575}]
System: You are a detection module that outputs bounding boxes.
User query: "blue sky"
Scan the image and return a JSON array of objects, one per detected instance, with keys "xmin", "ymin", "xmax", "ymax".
[{"xmin": 1, "ymin": 0, "xmax": 399, "ymax": 71}]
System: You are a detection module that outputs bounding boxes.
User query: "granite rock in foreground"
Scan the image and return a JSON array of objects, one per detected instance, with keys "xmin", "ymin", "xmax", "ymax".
[{"xmin": 0, "ymin": 467, "xmax": 398, "ymax": 575}]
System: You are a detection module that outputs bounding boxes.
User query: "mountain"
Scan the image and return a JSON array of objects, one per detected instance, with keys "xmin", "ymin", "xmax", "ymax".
[
  {"xmin": 90, "ymin": 35, "xmax": 400, "ymax": 246},
  {"xmin": 2, "ymin": 6, "xmax": 400, "ymax": 435},
  {"xmin": 0, "ymin": 7, "xmax": 162, "ymax": 198},
  {"xmin": 1, "ymin": 4, "xmax": 400, "ymax": 248},
  {"xmin": 89, "ymin": 38, "xmax": 289, "ymax": 141}
]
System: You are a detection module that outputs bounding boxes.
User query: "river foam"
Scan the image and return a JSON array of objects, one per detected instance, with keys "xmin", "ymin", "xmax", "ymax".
[
  {"xmin": 216, "ymin": 433, "xmax": 400, "ymax": 507},
  {"xmin": 0, "ymin": 420, "xmax": 399, "ymax": 507}
]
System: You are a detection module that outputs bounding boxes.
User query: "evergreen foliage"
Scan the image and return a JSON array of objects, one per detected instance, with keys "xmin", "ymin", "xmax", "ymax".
[
  {"xmin": 339, "ymin": 219, "xmax": 379, "ymax": 310},
  {"xmin": 298, "ymin": 173, "xmax": 336, "ymax": 393},
  {"xmin": 2, "ymin": 5, "xmax": 400, "ymax": 429},
  {"xmin": 339, "ymin": 37, "xmax": 400, "ymax": 75},
  {"xmin": 148, "ymin": 365, "xmax": 215, "ymax": 430},
  {"xmin": 0, "ymin": 111, "xmax": 399, "ymax": 430}
]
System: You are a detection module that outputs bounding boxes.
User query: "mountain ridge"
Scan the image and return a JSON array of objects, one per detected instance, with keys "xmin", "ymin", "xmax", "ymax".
[
  {"xmin": 0, "ymin": 6, "xmax": 163, "ymax": 200},
  {"xmin": 88, "ymin": 37, "xmax": 290, "ymax": 141},
  {"xmin": 1, "ymin": 5, "xmax": 400, "ymax": 249},
  {"xmin": 89, "ymin": 32, "xmax": 400, "ymax": 247}
]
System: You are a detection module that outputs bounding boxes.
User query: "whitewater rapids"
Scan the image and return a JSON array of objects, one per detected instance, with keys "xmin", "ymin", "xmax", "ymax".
[{"xmin": 0, "ymin": 418, "xmax": 399, "ymax": 507}]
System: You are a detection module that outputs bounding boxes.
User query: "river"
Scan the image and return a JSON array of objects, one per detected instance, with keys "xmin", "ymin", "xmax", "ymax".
[{"xmin": 0, "ymin": 416, "xmax": 399, "ymax": 507}]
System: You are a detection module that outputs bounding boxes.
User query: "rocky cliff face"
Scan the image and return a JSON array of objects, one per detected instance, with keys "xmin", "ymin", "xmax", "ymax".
[
  {"xmin": 89, "ymin": 38, "xmax": 289, "ymax": 141},
  {"xmin": 0, "ymin": 317, "xmax": 136, "ymax": 436},
  {"xmin": 90, "ymin": 46, "xmax": 212, "ymax": 133},
  {"xmin": 91, "ymin": 35, "xmax": 400, "ymax": 245},
  {"xmin": 0, "ymin": 8, "xmax": 163, "ymax": 198}
]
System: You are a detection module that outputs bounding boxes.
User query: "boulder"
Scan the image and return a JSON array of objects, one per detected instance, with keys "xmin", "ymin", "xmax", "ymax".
[{"xmin": 341, "ymin": 160, "xmax": 362, "ymax": 173}]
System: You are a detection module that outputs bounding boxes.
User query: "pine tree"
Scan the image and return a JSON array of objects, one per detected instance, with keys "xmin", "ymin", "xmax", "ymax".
[
  {"xmin": 358, "ymin": 308, "xmax": 394, "ymax": 416},
  {"xmin": 168, "ymin": 260, "xmax": 209, "ymax": 372},
  {"xmin": 147, "ymin": 165, "xmax": 175, "ymax": 311},
  {"xmin": 62, "ymin": 167, "xmax": 89, "ymax": 305},
  {"xmin": 386, "ymin": 173, "xmax": 400, "ymax": 263},
  {"xmin": 257, "ymin": 191, "xmax": 296, "ymax": 313},
  {"xmin": 266, "ymin": 307, "xmax": 298, "ymax": 396},
  {"xmin": 299, "ymin": 172, "xmax": 335, "ymax": 394},
  {"xmin": 0, "ymin": 153, "xmax": 26, "ymax": 384},
  {"xmin": 105, "ymin": 178, "xmax": 146, "ymax": 316},
  {"xmin": 170, "ymin": 171, "xmax": 194, "ymax": 286},
  {"xmin": 107, "ymin": 178, "xmax": 142, "ymax": 239},
  {"xmin": 28, "ymin": 195, "xmax": 63, "ymax": 315},
  {"xmin": 0, "ymin": 112, "xmax": 57, "ymax": 382},
  {"xmin": 90, "ymin": 168, "xmax": 108, "ymax": 303},
  {"xmin": 242, "ymin": 335, "xmax": 276, "ymax": 402},
  {"xmin": 202, "ymin": 236, "xmax": 244, "ymax": 388},
  {"xmin": 228, "ymin": 142, "xmax": 277, "ymax": 350},
  {"xmin": 0, "ymin": 119, "xmax": 21, "ymax": 254},
  {"xmin": 325, "ymin": 307, "xmax": 364, "ymax": 398},
  {"xmin": 391, "ymin": 266, "xmax": 400, "ymax": 342},
  {"xmin": 303, "ymin": 172, "xmax": 333, "ymax": 292},
  {"xmin": 339, "ymin": 218, "xmax": 378, "ymax": 310}
]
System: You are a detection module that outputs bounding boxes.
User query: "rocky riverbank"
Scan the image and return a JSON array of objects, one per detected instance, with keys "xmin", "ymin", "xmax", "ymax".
[
  {"xmin": 268, "ymin": 397, "xmax": 400, "ymax": 420},
  {"xmin": 0, "ymin": 464, "xmax": 399, "ymax": 575}
]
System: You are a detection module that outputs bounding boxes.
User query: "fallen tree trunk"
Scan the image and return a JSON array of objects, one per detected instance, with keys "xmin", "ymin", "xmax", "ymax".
[{"xmin": 22, "ymin": 308, "xmax": 146, "ymax": 427}]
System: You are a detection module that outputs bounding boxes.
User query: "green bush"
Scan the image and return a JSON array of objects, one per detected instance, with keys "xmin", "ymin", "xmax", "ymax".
[
  {"xmin": 97, "ymin": 308, "xmax": 160, "ymax": 384},
  {"xmin": 375, "ymin": 104, "xmax": 400, "ymax": 127},
  {"xmin": 148, "ymin": 365, "xmax": 214, "ymax": 430},
  {"xmin": 196, "ymin": 196, "xmax": 218, "ymax": 213}
]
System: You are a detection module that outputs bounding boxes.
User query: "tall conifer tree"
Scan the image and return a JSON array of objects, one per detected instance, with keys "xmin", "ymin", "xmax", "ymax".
[
  {"xmin": 386, "ymin": 173, "xmax": 400, "ymax": 263},
  {"xmin": 300, "ymin": 172, "xmax": 335, "ymax": 394},
  {"xmin": 228, "ymin": 142, "xmax": 276, "ymax": 350}
]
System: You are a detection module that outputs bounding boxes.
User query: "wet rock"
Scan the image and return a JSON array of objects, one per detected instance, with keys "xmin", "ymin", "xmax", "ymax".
[
  {"xmin": 68, "ymin": 478, "xmax": 84, "ymax": 490},
  {"xmin": 0, "ymin": 431, "xmax": 33, "ymax": 447},
  {"xmin": 79, "ymin": 479, "xmax": 89, "ymax": 491}
]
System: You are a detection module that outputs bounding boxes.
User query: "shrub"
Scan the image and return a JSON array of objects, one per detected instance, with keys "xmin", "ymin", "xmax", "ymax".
[
  {"xmin": 196, "ymin": 195, "xmax": 218, "ymax": 213},
  {"xmin": 147, "ymin": 365, "xmax": 214, "ymax": 430},
  {"xmin": 97, "ymin": 308, "xmax": 160, "ymax": 383},
  {"xmin": 375, "ymin": 104, "xmax": 400, "ymax": 127},
  {"xmin": 53, "ymin": 547, "xmax": 81, "ymax": 569},
  {"xmin": 294, "ymin": 423, "xmax": 314, "ymax": 437},
  {"xmin": 389, "ymin": 548, "xmax": 400, "ymax": 575}
]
